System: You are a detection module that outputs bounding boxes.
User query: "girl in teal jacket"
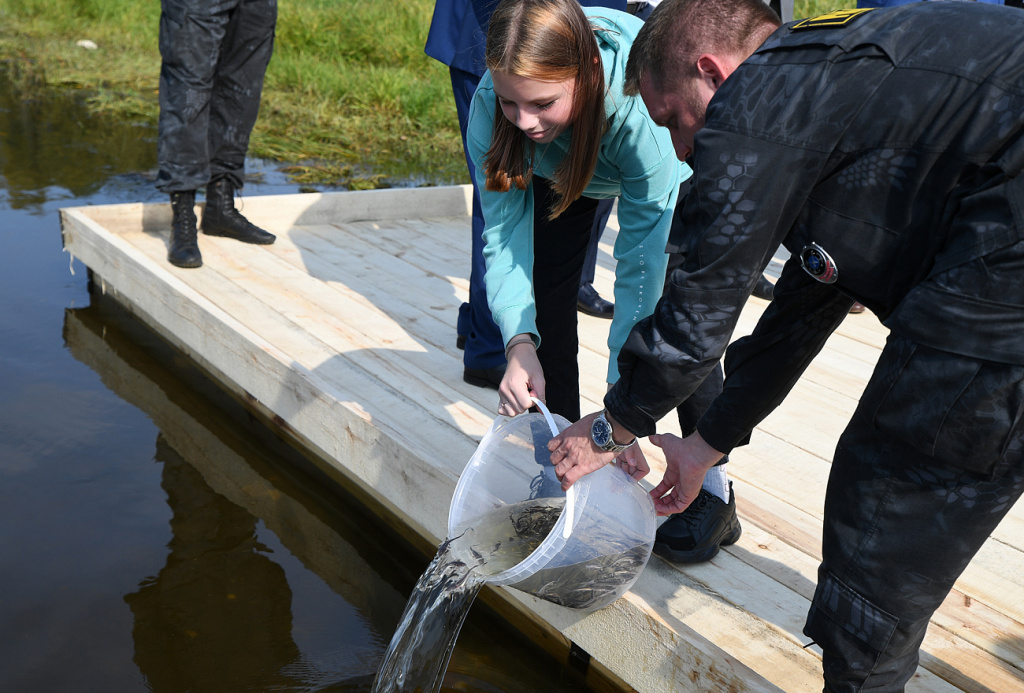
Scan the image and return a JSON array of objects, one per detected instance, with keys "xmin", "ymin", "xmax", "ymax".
[{"xmin": 468, "ymin": 0, "xmax": 686, "ymax": 422}]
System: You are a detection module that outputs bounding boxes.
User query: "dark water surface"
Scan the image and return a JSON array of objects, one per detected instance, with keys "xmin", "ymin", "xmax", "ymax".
[{"xmin": 0, "ymin": 70, "xmax": 593, "ymax": 692}]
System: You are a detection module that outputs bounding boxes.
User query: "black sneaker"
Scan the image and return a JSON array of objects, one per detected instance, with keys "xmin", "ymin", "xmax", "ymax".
[{"xmin": 653, "ymin": 482, "xmax": 741, "ymax": 564}]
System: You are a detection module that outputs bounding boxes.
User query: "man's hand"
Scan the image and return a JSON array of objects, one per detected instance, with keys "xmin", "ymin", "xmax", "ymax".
[
  {"xmin": 648, "ymin": 431, "xmax": 724, "ymax": 516},
  {"xmin": 548, "ymin": 411, "xmax": 618, "ymax": 490},
  {"xmin": 615, "ymin": 439, "xmax": 650, "ymax": 482}
]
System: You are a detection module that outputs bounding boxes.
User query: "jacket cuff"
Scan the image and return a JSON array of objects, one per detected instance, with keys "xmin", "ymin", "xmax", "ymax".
[
  {"xmin": 603, "ymin": 383, "xmax": 659, "ymax": 439},
  {"xmin": 695, "ymin": 413, "xmax": 752, "ymax": 456}
]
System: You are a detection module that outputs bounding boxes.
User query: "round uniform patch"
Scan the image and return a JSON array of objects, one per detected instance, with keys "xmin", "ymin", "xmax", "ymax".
[{"xmin": 800, "ymin": 242, "xmax": 838, "ymax": 284}]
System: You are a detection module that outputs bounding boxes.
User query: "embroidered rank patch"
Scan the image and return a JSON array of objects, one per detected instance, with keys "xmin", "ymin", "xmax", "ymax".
[{"xmin": 792, "ymin": 8, "xmax": 874, "ymax": 31}]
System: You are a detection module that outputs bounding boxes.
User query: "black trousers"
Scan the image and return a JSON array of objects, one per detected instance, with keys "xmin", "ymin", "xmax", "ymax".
[
  {"xmin": 804, "ymin": 335, "xmax": 1024, "ymax": 691},
  {"xmin": 532, "ymin": 177, "xmax": 596, "ymax": 422},
  {"xmin": 532, "ymin": 177, "xmax": 725, "ymax": 432},
  {"xmin": 156, "ymin": 0, "xmax": 277, "ymax": 193}
]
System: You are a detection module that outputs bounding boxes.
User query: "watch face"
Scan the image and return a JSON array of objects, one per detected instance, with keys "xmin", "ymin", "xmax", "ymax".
[{"xmin": 592, "ymin": 417, "xmax": 612, "ymax": 447}]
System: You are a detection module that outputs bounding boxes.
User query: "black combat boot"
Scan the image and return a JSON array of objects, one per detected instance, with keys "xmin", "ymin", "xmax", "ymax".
[
  {"xmin": 168, "ymin": 190, "xmax": 202, "ymax": 269},
  {"xmin": 201, "ymin": 177, "xmax": 276, "ymax": 245}
]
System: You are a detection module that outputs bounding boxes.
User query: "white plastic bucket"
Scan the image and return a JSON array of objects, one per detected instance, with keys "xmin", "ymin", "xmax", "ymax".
[{"xmin": 447, "ymin": 399, "xmax": 656, "ymax": 611}]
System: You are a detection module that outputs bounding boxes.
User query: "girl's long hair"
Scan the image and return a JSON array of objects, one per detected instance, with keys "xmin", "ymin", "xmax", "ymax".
[{"xmin": 483, "ymin": 0, "xmax": 606, "ymax": 219}]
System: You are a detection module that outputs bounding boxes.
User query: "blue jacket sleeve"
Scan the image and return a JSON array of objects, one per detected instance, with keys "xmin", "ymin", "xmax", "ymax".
[{"xmin": 602, "ymin": 105, "xmax": 682, "ymax": 383}]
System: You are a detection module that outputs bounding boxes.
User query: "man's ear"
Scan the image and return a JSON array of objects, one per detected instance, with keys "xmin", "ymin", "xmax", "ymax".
[{"xmin": 696, "ymin": 54, "xmax": 732, "ymax": 92}]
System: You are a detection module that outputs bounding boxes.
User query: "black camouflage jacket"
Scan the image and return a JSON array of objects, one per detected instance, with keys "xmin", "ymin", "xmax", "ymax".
[{"xmin": 605, "ymin": 2, "xmax": 1024, "ymax": 451}]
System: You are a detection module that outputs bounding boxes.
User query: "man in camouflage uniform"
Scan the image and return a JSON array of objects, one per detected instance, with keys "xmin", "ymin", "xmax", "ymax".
[
  {"xmin": 549, "ymin": 1, "xmax": 1024, "ymax": 689},
  {"xmin": 157, "ymin": 0, "xmax": 278, "ymax": 269}
]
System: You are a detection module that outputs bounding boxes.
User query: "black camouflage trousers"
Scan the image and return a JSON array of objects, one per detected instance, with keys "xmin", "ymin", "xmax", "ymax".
[
  {"xmin": 804, "ymin": 335, "xmax": 1024, "ymax": 692},
  {"xmin": 156, "ymin": 0, "xmax": 277, "ymax": 193}
]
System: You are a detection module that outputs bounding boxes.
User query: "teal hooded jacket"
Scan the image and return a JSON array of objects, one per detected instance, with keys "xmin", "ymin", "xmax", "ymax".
[{"xmin": 467, "ymin": 7, "xmax": 687, "ymax": 383}]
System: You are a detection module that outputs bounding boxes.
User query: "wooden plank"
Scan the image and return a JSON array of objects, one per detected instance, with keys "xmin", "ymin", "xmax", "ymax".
[
  {"xmin": 726, "ymin": 491, "xmax": 1024, "ymax": 691},
  {"xmin": 62, "ymin": 206, "xmax": 474, "ymax": 545},
  {"xmin": 193, "ymin": 233, "xmax": 500, "ymax": 441},
  {"xmin": 729, "ymin": 434, "xmax": 1024, "ymax": 637},
  {"xmin": 342, "ymin": 217, "xmax": 472, "ymax": 286},
  {"xmin": 270, "ymin": 224, "xmax": 501, "ymax": 416},
  {"xmin": 287, "ymin": 223, "xmax": 468, "ymax": 312}
]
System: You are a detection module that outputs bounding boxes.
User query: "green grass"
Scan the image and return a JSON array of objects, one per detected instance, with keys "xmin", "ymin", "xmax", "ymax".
[
  {"xmin": 795, "ymin": 0, "xmax": 857, "ymax": 18},
  {"xmin": 0, "ymin": 0, "xmax": 463, "ymax": 188},
  {"xmin": 0, "ymin": 0, "xmax": 854, "ymax": 189}
]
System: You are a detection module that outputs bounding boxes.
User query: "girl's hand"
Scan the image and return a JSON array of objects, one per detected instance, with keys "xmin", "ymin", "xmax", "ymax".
[{"xmin": 498, "ymin": 338, "xmax": 544, "ymax": 416}]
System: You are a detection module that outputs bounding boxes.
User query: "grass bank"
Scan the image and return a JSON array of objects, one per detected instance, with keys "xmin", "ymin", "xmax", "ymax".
[
  {"xmin": 0, "ymin": 0, "xmax": 852, "ymax": 189},
  {"xmin": 0, "ymin": 0, "xmax": 462, "ymax": 188}
]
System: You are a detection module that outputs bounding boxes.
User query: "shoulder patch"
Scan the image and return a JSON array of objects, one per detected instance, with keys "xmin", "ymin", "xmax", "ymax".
[{"xmin": 791, "ymin": 8, "xmax": 875, "ymax": 31}]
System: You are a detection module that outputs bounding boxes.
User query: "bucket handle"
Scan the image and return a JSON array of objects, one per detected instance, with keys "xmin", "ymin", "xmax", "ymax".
[
  {"xmin": 530, "ymin": 397, "xmax": 575, "ymax": 540},
  {"xmin": 530, "ymin": 396, "xmax": 560, "ymax": 437}
]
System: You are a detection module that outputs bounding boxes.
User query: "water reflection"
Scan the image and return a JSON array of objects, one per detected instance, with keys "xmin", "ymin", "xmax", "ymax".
[
  {"xmin": 64, "ymin": 288, "xmax": 388, "ymax": 689},
  {"xmin": 0, "ymin": 66, "xmax": 158, "ymax": 209},
  {"xmin": 124, "ymin": 438, "xmax": 304, "ymax": 691}
]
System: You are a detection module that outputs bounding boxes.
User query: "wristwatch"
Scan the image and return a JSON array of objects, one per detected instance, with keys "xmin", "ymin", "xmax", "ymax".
[{"xmin": 590, "ymin": 410, "xmax": 635, "ymax": 453}]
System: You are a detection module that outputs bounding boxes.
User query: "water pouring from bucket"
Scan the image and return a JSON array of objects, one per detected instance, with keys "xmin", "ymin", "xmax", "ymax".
[
  {"xmin": 448, "ymin": 398, "xmax": 657, "ymax": 610},
  {"xmin": 372, "ymin": 400, "xmax": 656, "ymax": 691}
]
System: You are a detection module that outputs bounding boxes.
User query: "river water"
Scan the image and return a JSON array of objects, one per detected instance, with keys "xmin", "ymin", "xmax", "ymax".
[{"xmin": 0, "ymin": 69, "xmax": 594, "ymax": 692}]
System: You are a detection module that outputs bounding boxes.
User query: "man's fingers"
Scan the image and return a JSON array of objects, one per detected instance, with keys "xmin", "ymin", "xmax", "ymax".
[
  {"xmin": 650, "ymin": 479, "xmax": 672, "ymax": 498},
  {"xmin": 653, "ymin": 495, "xmax": 686, "ymax": 516},
  {"xmin": 559, "ymin": 457, "xmax": 591, "ymax": 490}
]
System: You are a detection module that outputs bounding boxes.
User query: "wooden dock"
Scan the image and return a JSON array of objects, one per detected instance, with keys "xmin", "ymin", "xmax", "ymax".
[{"xmin": 60, "ymin": 186, "xmax": 1024, "ymax": 692}]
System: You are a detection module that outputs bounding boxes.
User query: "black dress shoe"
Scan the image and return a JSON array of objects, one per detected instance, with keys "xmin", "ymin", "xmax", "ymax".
[
  {"xmin": 463, "ymin": 363, "xmax": 506, "ymax": 389},
  {"xmin": 849, "ymin": 302, "xmax": 866, "ymax": 314},
  {"xmin": 577, "ymin": 283, "xmax": 614, "ymax": 319},
  {"xmin": 752, "ymin": 275, "xmax": 774, "ymax": 301}
]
